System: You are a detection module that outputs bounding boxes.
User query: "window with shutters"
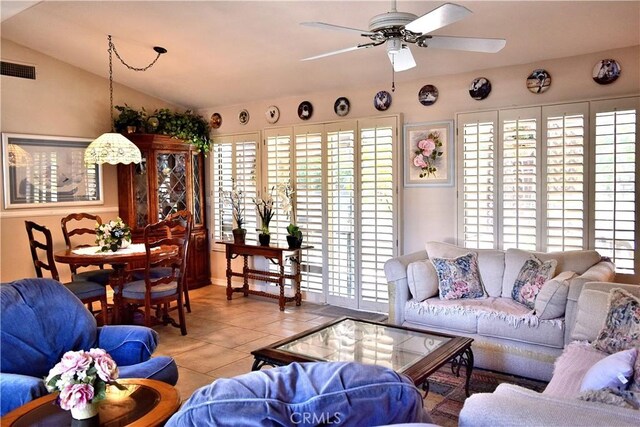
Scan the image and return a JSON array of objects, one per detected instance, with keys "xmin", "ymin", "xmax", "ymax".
[
  {"xmin": 457, "ymin": 97, "xmax": 639, "ymax": 280},
  {"xmin": 591, "ymin": 98, "xmax": 638, "ymax": 278},
  {"xmin": 211, "ymin": 133, "xmax": 259, "ymax": 244},
  {"xmin": 259, "ymin": 117, "xmax": 398, "ymax": 311}
]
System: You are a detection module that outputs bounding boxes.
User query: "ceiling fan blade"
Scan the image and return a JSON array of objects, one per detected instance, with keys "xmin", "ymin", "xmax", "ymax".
[
  {"xmin": 300, "ymin": 22, "xmax": 375, "ymax": 36},
  {"xmin": 424, "ymin": 35, "xmax": 506, "ymax": 53},
  {"xmin": 405, "ymin": 3, "xmax": 472, "ymax": 35},
  {"xmin": 301, "ymin": 43, "xmax": 377, "ymax": 61},
  {"xmin": 388, "ymin": 46, "xmax": 416, "ymax": 72}
]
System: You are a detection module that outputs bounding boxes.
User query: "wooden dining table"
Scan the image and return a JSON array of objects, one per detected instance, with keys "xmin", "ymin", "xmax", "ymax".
[{"xmin": 54, "ymin": 244, "xmax": 177, "ymax": 323}]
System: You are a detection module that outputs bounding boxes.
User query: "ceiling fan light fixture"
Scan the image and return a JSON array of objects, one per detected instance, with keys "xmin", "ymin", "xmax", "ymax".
[{"xmin": 386, "ymin": 38, "xmax": 402, "ymax": 55}]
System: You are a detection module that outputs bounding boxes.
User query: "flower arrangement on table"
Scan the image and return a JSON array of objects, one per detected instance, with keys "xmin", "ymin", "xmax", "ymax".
[
  {"xmin": 95, "ymin": 217, "xmax": 132, "ymax": 252},
  {"xmin": 224, "ymin": 178, "xmax": 246, "ymax": 243},
  {"xmin": 254, "ymin": 188, "xmax": 275, "ymax": 234},
  {"xmin": 276, "ymin": 181, "xmax": 303, "ymax": 248},
  {"xmin": 412, "ymin": 130, "xmax": 444, "ymax": 178},
  {"xmin": 45, "ymin": 348, "xmax": 123, "ymax": 420}
]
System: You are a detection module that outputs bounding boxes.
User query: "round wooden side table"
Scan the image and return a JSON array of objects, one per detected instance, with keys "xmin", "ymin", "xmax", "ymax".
[{"xmin": 1, "ymin": 379, "xmax": 180, "ymax": 426}]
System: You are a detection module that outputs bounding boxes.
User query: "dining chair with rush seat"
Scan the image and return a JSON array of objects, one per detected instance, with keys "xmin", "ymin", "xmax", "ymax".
[
  {"xmin": 121, "ymin": 213, "xmax": 192, "ymax": 335},
  {"xmin": 24, "ymin": 220, "xmax": 108, "ymax": 323},
  {"xmin": 61, "ymin": 212, "xmax": 114, "ymax": 286}
]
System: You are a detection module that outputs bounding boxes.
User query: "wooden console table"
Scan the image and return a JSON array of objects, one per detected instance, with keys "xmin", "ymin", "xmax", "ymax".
[{"xmin": 217, "ymin": 241, "xmax": 312, "ymax": 311}]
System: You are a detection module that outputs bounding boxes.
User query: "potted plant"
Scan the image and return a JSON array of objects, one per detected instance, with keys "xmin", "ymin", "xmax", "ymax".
[
  {"xmin": 254, "ymin": 189, "xmax": 275, "ymax": 246},
  {"xmin": 225, "ymin": 178, "xmax": 246, "ymax": 244},
  {"xmin": 276, "ymin": 182, "xmax": 303, "ymax": 249},
  {"xmin": 113, "ymin": 104, "xmax": 144, "ymax": 134}
]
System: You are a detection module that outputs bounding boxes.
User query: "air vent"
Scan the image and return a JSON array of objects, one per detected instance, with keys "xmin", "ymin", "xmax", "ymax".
[{"xmin": 1, "ymin": 61, "xmax": 36, "ymax": 80}]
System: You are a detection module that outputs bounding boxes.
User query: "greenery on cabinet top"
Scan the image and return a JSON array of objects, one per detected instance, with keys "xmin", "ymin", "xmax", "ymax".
[{"xmin": 114, "ymin": 104, "xmax": 211, "ymax": 153}]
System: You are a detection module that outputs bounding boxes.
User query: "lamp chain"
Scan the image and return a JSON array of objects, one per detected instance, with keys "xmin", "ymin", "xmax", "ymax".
[{"xmin": 106, "ymin": 35, "xmax": 165, "ymax": 131}]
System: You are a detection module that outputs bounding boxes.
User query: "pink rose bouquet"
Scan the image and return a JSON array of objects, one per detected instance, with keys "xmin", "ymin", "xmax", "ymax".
[
  {"xmin": 45, "ymin": 349, "xmax": 121, "ymax": 411},
  {"xmin": 412, "ymin": 130, "xmax": 444, "ymax": 178}
]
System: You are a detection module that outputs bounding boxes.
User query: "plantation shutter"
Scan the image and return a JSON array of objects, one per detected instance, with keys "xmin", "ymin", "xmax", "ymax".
[
  {"xmin": 542, "ymin": 103, "xmax": 588, "ymax": 252},
  {"xmin": 591, "ymin": 97, "xmax": 639, "ymax": 278},
  {"xmin": 358, "ymin": 117, "xmax": 396, "ymax": 308},
  {"xmin": 499, "ymin": 108, "xmax": 540, "ymax": 250},
  {"xmin": 294, "ymin": 125, "xmax": 324, "ymax": 296},
  {"xmin": 264, "ymin": 128, "xmax": 293, "ymax": 246},
  {"xmin": 211, "ymin": 134, "xmax": 259, "ymax": 242},
  {"xmin": 326, "ymin": 123, "xmax": 357, "ymax": 304},
  {"xmin": 457, "ymin": 111, "xmax": 498, "ymax": 249}
]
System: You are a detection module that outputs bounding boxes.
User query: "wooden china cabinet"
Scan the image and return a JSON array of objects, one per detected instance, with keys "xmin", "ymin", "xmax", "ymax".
[{"xmin": 117, "ymin": 134, "xmax": 210, "ymax": 289}]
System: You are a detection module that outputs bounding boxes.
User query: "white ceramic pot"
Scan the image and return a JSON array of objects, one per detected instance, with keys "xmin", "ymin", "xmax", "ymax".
[{"xmin": 70, "ymin": 401, "xmax": 99, "ymax": 420}]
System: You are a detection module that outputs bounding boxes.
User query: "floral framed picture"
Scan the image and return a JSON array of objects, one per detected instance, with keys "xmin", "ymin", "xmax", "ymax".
[
  {"xmin": 1, "ymin": 133, "xmax": 103, "ymax": 209},
  {"xmin": 404, "ymin": 120, "xmax": 454, "ymax": 187}
]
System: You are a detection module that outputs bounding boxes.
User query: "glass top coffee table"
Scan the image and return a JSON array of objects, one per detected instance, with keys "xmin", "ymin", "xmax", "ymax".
[{"xmin": 251, "ymin": 317, "xmax": 474, "ymax": 396}]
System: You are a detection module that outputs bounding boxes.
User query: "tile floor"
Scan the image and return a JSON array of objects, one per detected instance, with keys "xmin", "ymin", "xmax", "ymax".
[
  {"xmin": 151, "ymin": 285, "xmax": 337, "ymax": 401},
  {"xmin": 151, "ymin": 284, "xmax": 446, "ymax": 413}
]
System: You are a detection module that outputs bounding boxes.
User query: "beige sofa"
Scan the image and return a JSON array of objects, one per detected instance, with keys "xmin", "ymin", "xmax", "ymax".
[
  {"xmin": 459, "ymin": 282, "xmax": 640, "ymax": 426},
  {"xmin": 384, "ymin": 242, "xmax": 615, "ymax": 380}
]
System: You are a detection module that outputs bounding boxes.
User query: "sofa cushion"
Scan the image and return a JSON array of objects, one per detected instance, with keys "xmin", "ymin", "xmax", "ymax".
[
  {"xmin": 580, "ymin": 347, "xmax": 637, "ymax": 392},
  {"xmin": 534, "ymin": 271, "xmax": 576, "ymax": 320},
  {"xmin": 407, "ymin": 260, "xmax": 438, "ymax": 301},
  {"xmin": 477, "ymin": 309, "xmax": 565, "ymax": 349},
  {"xmin": 544, "ymin": 341, "xmax": 609, "ymax": 398},
  {"xmin": 432, "ymin": 253, "xmax": 485, "ymax": 300},
  {"xmin": 426, "ymin": 241, "xmax": 505, "ymax": 297},
  {"xmin": 502, "ymin": 249, "xmax": 601, "ymax": 298},
  {"xmin": 405, "ymin": 299, "xmax": 478, "ymax": 333},
  {"xmin": 593, "ymin": 288, "xmax": 640, "ymax": 354},
  {"xmin": 511, "ymin": 257, "xmax": 557, "ymax": 309}
]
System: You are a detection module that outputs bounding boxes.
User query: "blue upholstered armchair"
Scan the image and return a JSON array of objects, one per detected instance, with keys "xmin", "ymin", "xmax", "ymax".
[
  {"xmin": 0, "ymin": 278, "xmax": 178, "ymax": 416},
  {"xmin": 167, "ymin": 362, "xmax": 432, "ymax": 426}
]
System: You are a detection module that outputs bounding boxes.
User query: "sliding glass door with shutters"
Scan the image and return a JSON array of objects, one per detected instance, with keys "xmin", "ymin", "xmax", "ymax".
[{"xmin": 261, "ymin": 117, "xmax": 399, "ymax": 311}]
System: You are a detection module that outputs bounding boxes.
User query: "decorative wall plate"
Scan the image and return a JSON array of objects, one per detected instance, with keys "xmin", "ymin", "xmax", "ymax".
[
  {"xmin": 418, "ymin": 84, "xmax": 439, "ymax": 106},
  {"xmin": 526, "ymin": 69, "xmax": 551, "ymax": 93},
  {"xmin": 210, "ymin": 113, "xmax": 222, "ymax": 129},
  {"xmin": 374, "ymin": 91, "xmax": 392, "ymax": 111},
  {"xmin": 265, "ymin": 105, "xmax": 280, "ymax": 124},
  {"xmin": 469, "ymin": 77, "xmax": 491, "ymax": 100},
  {"xmin": 238, "ymin": 109, "xmax": 249, "ymax": 125},
  {"xmin": 592, "ymin": 59, "xmax": 621, "ymax": 85},
  {"xmin": 298, "ymin": 101, "xmax": 313, "ymax": 120},
  {"xmin": 334, "ymin": 97, "xmax": 350, "ymax": 117}
]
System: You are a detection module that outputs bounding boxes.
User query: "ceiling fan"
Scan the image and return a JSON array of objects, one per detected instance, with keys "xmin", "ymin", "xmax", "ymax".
[{"xmin": 300, "ymin": 1, "xmax": 506, "ymax": 72}]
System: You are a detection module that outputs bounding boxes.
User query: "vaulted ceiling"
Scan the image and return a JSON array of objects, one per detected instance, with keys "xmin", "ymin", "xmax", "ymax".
[{"xmin": 1, "ymin": 1, "xmax": 638, "ymax": 109}]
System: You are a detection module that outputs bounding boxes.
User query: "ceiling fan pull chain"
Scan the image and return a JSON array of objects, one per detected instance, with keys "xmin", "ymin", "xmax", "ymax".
[{"xmin": 391, "ymin": 58, "xmax": 396, "ymax": 92}]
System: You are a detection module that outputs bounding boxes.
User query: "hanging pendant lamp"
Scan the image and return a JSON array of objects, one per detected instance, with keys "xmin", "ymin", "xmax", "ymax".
[{"xmin": 85, "ymin": 35, "xmax": 166, "ymax": 165}]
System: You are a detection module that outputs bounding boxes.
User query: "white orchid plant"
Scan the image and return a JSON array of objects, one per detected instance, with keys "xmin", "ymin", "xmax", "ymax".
[
  {"xmin": 276, "ymin": 181, "xmax": 302, "ymax": 239},
  {"xmin": 224, "ymin": 178, "xmax": 245, "ymax": 231}
]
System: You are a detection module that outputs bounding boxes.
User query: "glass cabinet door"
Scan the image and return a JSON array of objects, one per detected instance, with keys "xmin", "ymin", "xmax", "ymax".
[
  {"xmin": 192, "ymin": 153, "xmax": 203, "ymax": 226},
  {"xmin": 156, "ymin": 152, "xmax": 188, "ymax": 221},
  {"xmin": 134, "ymin": 155, "xmax": 149, "ymax": 229}
]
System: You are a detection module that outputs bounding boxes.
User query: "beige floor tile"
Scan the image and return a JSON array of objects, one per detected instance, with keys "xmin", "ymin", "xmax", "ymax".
[
  {"xmin": 233, "ymin": 334, "xmax": 284, "ymax": 352},
  {"xmin": 174, "ymin": 366, "xmax": 216, "ymax": 401},
  {"xmin": 154, "ymin": 332, "xmax": 209, "ymax": 357},
  {"xmin": 197, "ymin": 325, "xmax": 268, "ymax": 348},
  {"xmin": 207, "ymin": 355, "xmax": 256, "ymax": 378},
  {"xmin": 173, "ymin": 343, "xmax": 249, "ymax": 374}
]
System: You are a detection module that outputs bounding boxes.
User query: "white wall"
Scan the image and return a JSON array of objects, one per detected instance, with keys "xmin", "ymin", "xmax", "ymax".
[
  {"xmin": 201, "ymin": 45, "xmax": 640, "ymax": 261},
  {"xmin": 0, "ymin": 39, "xmax": 181, "ymax": 282}
]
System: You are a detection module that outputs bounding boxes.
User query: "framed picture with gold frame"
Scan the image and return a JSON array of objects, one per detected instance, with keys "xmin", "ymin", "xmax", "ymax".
[{"xmin": 2, "ymin": 133, "xmax": 103, "ymax": 209}]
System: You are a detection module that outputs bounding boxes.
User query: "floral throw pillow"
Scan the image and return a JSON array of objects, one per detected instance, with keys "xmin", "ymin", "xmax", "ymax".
[
  {"xmin": 511, "ymin": 257, "xmax": 557, "ymax": 309},
  {"xmin": 432, "ymin": 252, "xmax": 485, "ymax": 300},
  {"xmin": 593, "ymin": 288, "xmax": 640, "ymax": 354}
]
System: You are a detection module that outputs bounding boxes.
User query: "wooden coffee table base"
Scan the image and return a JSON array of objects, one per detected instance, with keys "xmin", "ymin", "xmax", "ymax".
[{"xmin": 1, "ymin": 379, "xmax": 180, "ymax": 427}]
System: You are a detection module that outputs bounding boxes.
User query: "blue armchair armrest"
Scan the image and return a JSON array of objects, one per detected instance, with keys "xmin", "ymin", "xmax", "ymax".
[
  {"xmin": 0, "ymin": 373, "xmax": 48, "ymax": 416},
  {"xmin": 96, "ymin": 325, "xmax": 158, "ymax": 366},
  {"xmin": 119, "ymin": 356, "xmax": 179, "ymax": 386}
]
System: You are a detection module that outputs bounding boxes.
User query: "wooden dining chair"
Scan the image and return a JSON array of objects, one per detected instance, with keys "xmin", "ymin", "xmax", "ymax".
[
  {"xmin": 121, "ymin": 213, "xmax": 192, "ymax": 335},
  {"xmin": 131, "ymin": 210, "xmax": 193, "ymax": 313},
  {"xmin": 61, "ymin": 213, "xmax": 113, "ymax": 286},
  {"xmin": 25, "ymin": 220, "xmax": 108, "ymax": 324}
]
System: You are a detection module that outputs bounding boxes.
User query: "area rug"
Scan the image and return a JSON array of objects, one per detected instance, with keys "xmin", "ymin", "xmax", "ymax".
[{"xmin": 425, "ymin": 365, "xmax": 548, "ymax": 427}]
